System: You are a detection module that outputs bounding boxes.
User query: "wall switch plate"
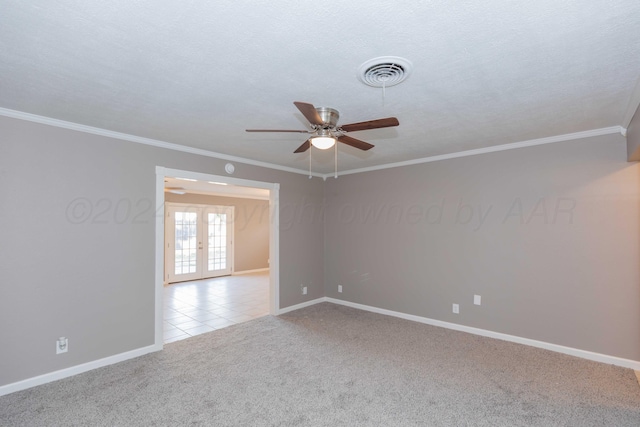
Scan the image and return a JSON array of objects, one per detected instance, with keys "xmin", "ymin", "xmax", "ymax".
[
  {"xmin": 56, "ymin": 337, "xmax": 68, "ymax": 354},
  {"xmin": 474, "ymin": 295, "xmax": 481, "ymax": 305},
  {"xmin": 302, "ymin": 286, "xmax": 307, "ymax": 295},
  {"xmin": 338, "ymin": 285, "xmax": 343, "ymax": 293},
  {"xmin": 452, "ymin": 304, "xmax": 459, "ymax": 314}
]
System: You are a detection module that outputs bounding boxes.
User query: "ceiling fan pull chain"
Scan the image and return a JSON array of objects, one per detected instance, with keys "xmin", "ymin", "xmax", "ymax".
[
  {"xmin": 334, "ymin": 140, "xmax": 338, "ymax": 179},
  {"xmin": 382, "ymin": 80, "xmax": 386, "ymax": 107},
  {"xmin": 309, "ymin": 147, "xmax": 312, "ymax": 179}
]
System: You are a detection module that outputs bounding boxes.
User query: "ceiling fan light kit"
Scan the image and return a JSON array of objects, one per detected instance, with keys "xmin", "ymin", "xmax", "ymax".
[
  {"xmin": 311, "ymin": 136, "xmax": 335, "ymax": 150},
  {"xmin": 310, "ymin": 128, "xmax": 335, "ymax": 150}
]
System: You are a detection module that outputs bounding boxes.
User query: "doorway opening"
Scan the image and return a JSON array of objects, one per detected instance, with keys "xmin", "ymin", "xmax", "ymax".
[{"xmin": 155, "ymin": 166, "xmax": 280, "ymax": 347}]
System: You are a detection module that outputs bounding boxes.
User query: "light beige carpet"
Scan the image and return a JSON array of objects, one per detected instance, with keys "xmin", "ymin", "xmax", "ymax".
[{"xmin": 1, "ymin": 302, "xmax": 639, "ymax": 426}]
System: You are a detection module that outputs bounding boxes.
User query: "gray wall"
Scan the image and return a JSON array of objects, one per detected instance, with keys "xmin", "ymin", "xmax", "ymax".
[
  {"xmin": 2, "ymin": 114, "xmax": 639, "ymax": 389},
  {"xmin": 0, "ymin": 116, "xmax": 325, "ymax": 387},
  {"xmin": 164, "ymin": 193, "xmax": 270, "ymax": 273},
  {"xmin": 324, "ymin": 133, "xmax": 640, "ymax": 361}
]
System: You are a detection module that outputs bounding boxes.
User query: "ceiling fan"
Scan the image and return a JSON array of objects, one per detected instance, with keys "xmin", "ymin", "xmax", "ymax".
[{"xmin": 246, "ymin": 101, "xmax": 399, "ymax": 153}]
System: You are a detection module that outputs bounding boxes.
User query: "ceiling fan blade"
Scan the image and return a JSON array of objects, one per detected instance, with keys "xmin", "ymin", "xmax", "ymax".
[
  {"xmin": 340, "ymin": 117, "xmax": 399, "ymax": 132},
  {"xmin": 165, "ymin": 186, "xmax": 186, "ymax": 194},
  {"xmin": 293, "ymin": 101, "xmax": 323, "ymax": 126},
  {"xmin": 294, "ymin": 139, "xmax": 311, "ymax": 153},
  {"xmin": 246, "ymin": 129, "xmax": 310, "ymax": 133},
  {"xmin": 337, "ymin": 135, "xmax": 374, "ymax": 151}
]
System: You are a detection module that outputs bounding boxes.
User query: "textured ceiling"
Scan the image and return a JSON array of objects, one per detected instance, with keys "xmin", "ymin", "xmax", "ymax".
[{"xmin": 1, "ymin": 1, "xmax": 639, "ymax": 174}]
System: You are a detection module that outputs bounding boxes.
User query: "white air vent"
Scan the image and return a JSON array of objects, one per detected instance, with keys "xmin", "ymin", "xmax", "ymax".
[{"xmin": 357, "ymin": 56, "xmax": 412, "ymax": 88}]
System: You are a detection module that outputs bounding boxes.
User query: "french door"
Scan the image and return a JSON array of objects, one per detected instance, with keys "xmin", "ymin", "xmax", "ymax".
[{"xmin": 165, "ymin": 204, "xmax": 234, "ymax": 283}]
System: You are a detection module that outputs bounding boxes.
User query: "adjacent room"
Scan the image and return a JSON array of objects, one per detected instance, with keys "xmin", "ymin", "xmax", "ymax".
[
  {"xmin": 1, "ymin": 1, "xmax": 640, "ymax": 425},
  {"xmin": 162, "ymin": 177, "xmax": 271, "ymax": 343}
]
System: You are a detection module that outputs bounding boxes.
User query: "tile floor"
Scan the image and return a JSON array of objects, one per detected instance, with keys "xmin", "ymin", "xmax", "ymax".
[{"xmin": 163, "ymin": 271, "xmax": 269, "ymax": 344}]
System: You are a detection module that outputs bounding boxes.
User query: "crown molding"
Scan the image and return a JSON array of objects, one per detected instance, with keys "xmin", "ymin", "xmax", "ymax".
[
  {"xmin": 0, "ymin": 107, "xmax": 324, "ymax": 178},
  {"xmin": 328, "ymin": 126, "xmax": 625, "ymax": 178},
  {"xmin": 0, "ymin": 107, "xmax": 625, "ymax": 179}
]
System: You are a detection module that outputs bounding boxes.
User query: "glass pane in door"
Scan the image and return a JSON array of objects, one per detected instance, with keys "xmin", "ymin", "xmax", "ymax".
[
  {"xmin": 208, "ymin": 212, "xmax": 227, "ymax": 272},
  {"xmin": 174, "ymin": 211, "xmax": 198, "ymax": 275}
]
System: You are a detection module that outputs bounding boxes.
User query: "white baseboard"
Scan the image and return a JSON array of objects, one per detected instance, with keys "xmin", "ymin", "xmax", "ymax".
[
  {"xmin": 232, "ymin": 268, "xmax": 269, "ymax": 276},
  {"xmin": 277, "ymin": 297, "xmax": 327, "ymax": 315},
  {"xmin": 0, "ymin": 343, "xmax": 162, "ymax": 397},
  {"xmin": 323, "ymin": 298, "xmax": 640, "ymax": 371},
  {"xmin": 6, "ymin": 298, "xmax": 639, "ymax": 397}
]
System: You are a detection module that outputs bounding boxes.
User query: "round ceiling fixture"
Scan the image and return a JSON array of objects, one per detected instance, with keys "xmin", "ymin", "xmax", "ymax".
[{"xmin": 357, "ymin": 56, "xmax": 413, "ymax": 88}]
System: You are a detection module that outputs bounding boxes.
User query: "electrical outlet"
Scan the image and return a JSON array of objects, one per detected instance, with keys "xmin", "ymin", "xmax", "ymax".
[
  {"xmin": 302, "ymin": 286, "xmax": 307, "ymax": 295},
  {"xmin": 338, "ymin": 285, "xmax": 343, "ymax": 293},
  {"xmin": 474, "ymin": 295, "xmax": 481, "ymax": 305},
  {"xmin": 56, "ymin": 337, "xmax": 68, "ymax": 354},
  {"xmin": 452, "ymin": 304, "xmax": 459, "ymax": 314}
]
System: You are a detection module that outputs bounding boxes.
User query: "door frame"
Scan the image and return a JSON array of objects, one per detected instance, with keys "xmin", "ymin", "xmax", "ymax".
[
  {"xmin": 154, "ymin": 166, "xmax": 280, "ymax": 348},
  {"xmin": 165, "ymin": 203, "xmax": 235, "ymax": 283}
]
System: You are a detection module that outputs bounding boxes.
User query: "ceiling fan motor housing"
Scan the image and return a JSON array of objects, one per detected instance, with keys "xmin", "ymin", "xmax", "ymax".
[{"xmin": 315, "ymin": 107, "xmax": 339, "ymax": 128}]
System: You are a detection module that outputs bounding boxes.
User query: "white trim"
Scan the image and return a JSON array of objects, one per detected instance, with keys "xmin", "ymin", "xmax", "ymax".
[
  {"xmin": 232, "ymin": 268, "xmax": 270, "ymax": 276},
  {"xmin": 0, "ymin": 107, "xmax": 626, "ymax": 179},
  {"xmin": 324, "ymin": 298, "xmax": 640, "ymax": 371},
  {"xmin": 269, "ymin": 186, "xmax": 280, "ymax": 315},
  {"xmin": 622, "ymin": 75, "xmax": 640, "ymax": 129},
  {"xmin": 326, "ymin": 126, "xmax": 625, "ymax": 178},
  {"xmin": 276, "ymin": 297, "xmax": 327, "ymax": 315},
  {"xmin": 155, "ymin": 170, "xmax": 165, "ymax": 348},
  {"xmin": 0, "ymin": 344, "xmax": 160, "ymax": 397},
  {"xmin": 0, "ymin": 107, "xmax": 323, "ymax": 178}
]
